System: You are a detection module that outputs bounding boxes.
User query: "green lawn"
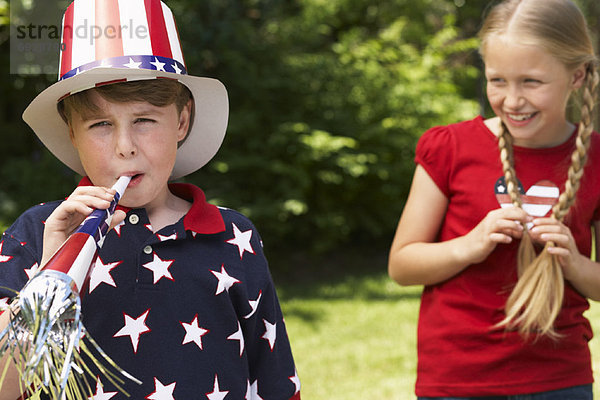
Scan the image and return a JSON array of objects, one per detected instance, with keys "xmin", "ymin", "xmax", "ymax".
[{"xmin": 278, "ymin": 271, "xmax": 600, "ymax": 399}]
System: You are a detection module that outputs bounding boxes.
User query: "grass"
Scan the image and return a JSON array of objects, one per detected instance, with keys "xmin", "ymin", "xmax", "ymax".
[{"xmin": 276, "ymin": 255, "xmax": 600, "ymax": 400}]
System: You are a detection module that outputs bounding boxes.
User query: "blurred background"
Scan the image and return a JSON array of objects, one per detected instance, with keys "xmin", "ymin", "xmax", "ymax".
[{"xmin": 1, "ymin": 0, "xmax": 599, "ymax": 398}]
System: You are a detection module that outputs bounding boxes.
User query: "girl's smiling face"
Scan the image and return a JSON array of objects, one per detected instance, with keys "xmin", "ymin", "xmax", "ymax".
[
  {"xmin": 69, "ymin": 90, "xmax": 191, "ymax": 212},
  {"xmin": 484, "ymin": 34, "xmax": 586, "ymax": 148}
]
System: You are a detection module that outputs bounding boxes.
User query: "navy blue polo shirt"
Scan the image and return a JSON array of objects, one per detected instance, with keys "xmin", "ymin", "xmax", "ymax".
[{"xmin": 0, "ymin": 178, "xmax": 300, "ymax": 399}]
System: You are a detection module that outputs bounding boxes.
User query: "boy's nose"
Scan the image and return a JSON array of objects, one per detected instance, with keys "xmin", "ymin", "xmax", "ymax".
[{"xmin": 115, "ymin": 130, "xmax": 137, "ymax": 158}]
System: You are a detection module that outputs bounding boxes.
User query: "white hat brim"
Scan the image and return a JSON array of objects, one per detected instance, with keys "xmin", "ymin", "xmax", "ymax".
[{"xmin": 22, "ymin": 67, "xmax": 228, "ymax": 180}]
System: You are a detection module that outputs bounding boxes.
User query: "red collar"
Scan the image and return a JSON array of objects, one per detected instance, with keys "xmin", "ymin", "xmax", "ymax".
[{"xmin": 77, "ymin": 177, "xmax": 225, "ymax": 234}]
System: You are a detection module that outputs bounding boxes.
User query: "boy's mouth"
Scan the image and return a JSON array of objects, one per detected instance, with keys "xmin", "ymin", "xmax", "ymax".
[
  {"xmin": 130, "ymin": 174, "xmax": 143, "ymax": 186},
  {"xmin": 120, "ymin": 173, "xmax": 144, "ymax": 187}
]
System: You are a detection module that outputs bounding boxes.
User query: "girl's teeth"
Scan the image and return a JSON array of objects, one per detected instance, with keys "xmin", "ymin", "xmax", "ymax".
[{"xmin": 509, "ymin": 113, "xmax": 534, "ymax": 121}]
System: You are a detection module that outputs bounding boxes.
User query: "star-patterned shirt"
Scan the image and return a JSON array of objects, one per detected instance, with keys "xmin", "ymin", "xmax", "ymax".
[{"xmin": 0, "ymin": 179, "xmax": 301, "ymax": 399}]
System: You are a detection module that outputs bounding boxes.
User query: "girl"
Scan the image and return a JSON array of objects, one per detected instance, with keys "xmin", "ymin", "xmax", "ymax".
[{"xmin": 388, "ymin": 0, "xmax": 600, "ymax": 398}]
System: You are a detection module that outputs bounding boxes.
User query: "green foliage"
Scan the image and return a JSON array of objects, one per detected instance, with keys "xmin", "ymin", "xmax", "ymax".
[
  {"xmin": 1, "ymin": 0, "xmax": 480, "ymax": 258},
  {"xmin": 179, "ymin": 0, "xmax": 479, "ymax": 254}
]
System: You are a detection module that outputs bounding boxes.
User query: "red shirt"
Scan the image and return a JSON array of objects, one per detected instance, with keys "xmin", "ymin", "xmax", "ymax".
[{"xmin": 414, "ymin": 116, "xmax": 600, "ymax": 396}]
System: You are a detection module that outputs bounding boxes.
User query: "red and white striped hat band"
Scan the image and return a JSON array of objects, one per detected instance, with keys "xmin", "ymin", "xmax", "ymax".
[{"xmin": 58, "ymin": 0, "xmax": 186, "ymax": 82}]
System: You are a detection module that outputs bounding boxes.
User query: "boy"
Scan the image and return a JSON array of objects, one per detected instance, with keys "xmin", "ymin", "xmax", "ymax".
[{"xmin": 0, "ymin": 0, "xmax": 300, "ymax": 398}]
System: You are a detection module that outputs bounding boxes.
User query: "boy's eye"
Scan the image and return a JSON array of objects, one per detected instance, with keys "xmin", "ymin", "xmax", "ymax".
[
  {"xmin": 135, "ymin": 118, "xmax": 155, "ymax": 124},
  {"xmin": 89, "ymin": 121, "xmax": 110, "ymax": 129}
]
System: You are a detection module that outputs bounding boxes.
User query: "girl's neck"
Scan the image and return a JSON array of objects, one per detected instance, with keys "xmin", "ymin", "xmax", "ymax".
[{"xmin": 484, "ymin": 116, "xmax": 575, "ymax": 148}]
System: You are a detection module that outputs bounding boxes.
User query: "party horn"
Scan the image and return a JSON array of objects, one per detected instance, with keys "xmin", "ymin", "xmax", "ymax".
[
  {"xmin": 0, "ymin": 176, "xmax": 140, "ymax": 399},
  {"xmin": 41, "ymin": 175, "xmax": 131, "ymax": 292}
]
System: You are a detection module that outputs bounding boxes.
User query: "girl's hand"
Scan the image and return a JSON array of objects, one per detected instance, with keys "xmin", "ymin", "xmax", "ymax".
[
  {"xmin": 529, "ymin": 218, "xmax": 583, "ymax": 281},
  {"xmin": 41, "ymin": 186, "xmax": 126, "ymax": 267},
  {"xmin": 464, "ymin": 207, "xmax": 531, "ymax": 264}
]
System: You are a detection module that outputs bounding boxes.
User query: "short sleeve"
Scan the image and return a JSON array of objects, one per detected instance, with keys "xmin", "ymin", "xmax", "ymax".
[
  {"xmin": 0, "ymin": 202, "xmax": 58, "ymax": 299},
  {"xmin": 0, "ymin": 234, "xmax": 38, "ymax": 299},
  {"xmin": 414, "ymin": 125, "xmax": 456, "ymax": 197}
]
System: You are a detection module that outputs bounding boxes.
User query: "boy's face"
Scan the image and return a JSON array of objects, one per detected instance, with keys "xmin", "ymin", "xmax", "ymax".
[{"xmin": 69, "ymin": 90, "xmax": 191, "ymax": 210}]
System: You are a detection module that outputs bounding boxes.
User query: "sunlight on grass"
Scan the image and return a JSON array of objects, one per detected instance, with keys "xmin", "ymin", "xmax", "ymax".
[{"xmin": 280, "ymin": 273, "xmax": 600, "ymax": 400}]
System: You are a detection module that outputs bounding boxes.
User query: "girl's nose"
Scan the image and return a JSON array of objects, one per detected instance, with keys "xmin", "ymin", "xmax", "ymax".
[{"xmin": 504, "ymin": 85, "xmax": 525, "ymax": 110}]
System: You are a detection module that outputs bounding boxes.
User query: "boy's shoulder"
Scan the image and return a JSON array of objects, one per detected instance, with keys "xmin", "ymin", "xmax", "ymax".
[
  {"xmin": 1, "ymin": 200, "xmax": 63, "ymax": 264},
  {"xmin": 216, "ymin": 206, "xmax": 257, "ymax": 232},
  {"xmin": 5, "ymin": 200, "xmax": 63, "ymax": 237}
]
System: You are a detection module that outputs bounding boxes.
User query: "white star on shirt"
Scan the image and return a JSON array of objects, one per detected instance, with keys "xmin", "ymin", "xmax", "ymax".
[
  {"xmin": 24, "ymin": 262, "xmax": 39, "ymax": 280},
  {"xmin": 124, "ymin": 57, "xmax": 142, "ymax": 69},
  {"xmin": 227, "ymin": 321, "xmax": 245, "ymax": 357},
  {"xmin": 157, "ymin": 233, "xmax": 177, "ymax": 242},
  {"xmin": 497, "ymin": 184, "xmax": 506, "ymax": 193},
  {"xmin": 226, "ymin": 223, "xmax": 254, "ymax": 259},
  {"xmin": 150, "ymin": 57, "xmax": 166, "ymax": 71},
  {"xmin": 0, "ymin": 242, "xmax": 13, "ymax": 263},
  {"xmin": 206, "ymin": 375, "xmax": 229, "ymax": 400},
  {"xmin": 211, "ymin": 265, "xmax": 240, "ymax": 295},
  {"xmin": 89, "ymin": 257, "xmax": 121, "ymax": 293},
  {"xmin": 146, "ymin": 377, "xmax": 176, "ymax": 400},
  {"xmin": 261, "ymin": 319, "xmax": 277, "ymax": 351},
  {"xmin": 245, "ymin": 380, "xmax": 263, "ymax": 400},
  {"xmin": 181, "ymin": 314, "xmax": 209, "ymax": 350},
  {"xmin": 88, "ymin": 376, "xmax": 117, "ymax": 400},
  {"xmin": 143, "ymin": 253, "xmax": 175, "ymax": 284},
  {"xmin": 114, "ymin": 309, "xmax": 151, "ymax": 353},
  {"xmin": 244, "ymin": 291, "xmax": 262, "ymax": 319},
  {"xmin": 0, "ymin": 298, "xmax": 9, "ymax": 311},
  {"xmin": 289, "ymin": 369, "xmax": 301, "ymax": 394},
  {"xmin": 113, "ymin": 221, "xmax": 124, "ymax": 236}
]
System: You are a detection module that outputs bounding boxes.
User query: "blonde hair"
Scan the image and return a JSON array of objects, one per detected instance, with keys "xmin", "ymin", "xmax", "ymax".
[{"xmin": 479, "ymin": 0, "xmax": 599, "ymax": 338}]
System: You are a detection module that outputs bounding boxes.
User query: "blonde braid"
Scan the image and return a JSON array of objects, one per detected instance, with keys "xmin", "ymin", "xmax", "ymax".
[
  {"xmin": 553, "ymin": 66, "xmax": 599, "ymax": 220},
  {"xmin": 498, "ymin": 66, "xmax": 599, "ymax": 339},
  {"xmin": 498, "ymin": 123, "xmax": 536, "ymax": 275},
  {"xmin": 498, "ymin": 125, "xmax": 521, "ymax": 209}
]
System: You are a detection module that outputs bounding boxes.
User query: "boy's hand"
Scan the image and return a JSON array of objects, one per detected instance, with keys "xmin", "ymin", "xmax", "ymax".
[{"xmin": 41, "ymin": 186, "xmax": 126, "ymax": 267}]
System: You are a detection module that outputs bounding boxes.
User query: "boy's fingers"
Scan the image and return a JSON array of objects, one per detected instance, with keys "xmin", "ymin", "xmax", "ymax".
[
  {"xmin": 63, "ymin": 195, "xmax": 113, "ymax": 212},
  {"xmin": 109, "ymin": 210, "xmax": 127, "ymax": 232}
]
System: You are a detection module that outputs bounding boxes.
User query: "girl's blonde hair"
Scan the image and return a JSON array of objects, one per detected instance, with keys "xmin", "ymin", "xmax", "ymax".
[{"xmin": 478, "ymin": 0, "xmax": 599, "ymax": 338}]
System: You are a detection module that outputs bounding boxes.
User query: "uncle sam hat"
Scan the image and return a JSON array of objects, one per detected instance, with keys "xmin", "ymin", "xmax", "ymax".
[{"xmin": 22, "ymin": 0, "xmax": 228, "ymax": 179}]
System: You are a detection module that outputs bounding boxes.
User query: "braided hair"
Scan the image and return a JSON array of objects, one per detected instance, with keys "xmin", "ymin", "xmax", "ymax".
[{"xmin": 479, "ymin": 0, "xmax": 599, "ymax": 338}]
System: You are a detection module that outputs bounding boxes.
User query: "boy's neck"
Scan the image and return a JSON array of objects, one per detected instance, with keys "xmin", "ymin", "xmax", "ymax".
[{"xmin": 144, "ymin": 189, "xmax": 192, "ymax": 233}]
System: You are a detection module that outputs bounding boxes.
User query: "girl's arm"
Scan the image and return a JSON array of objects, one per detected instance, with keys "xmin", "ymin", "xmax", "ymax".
[
  {"xmin": 531, "ymin": 219, "xmax": 600, "ymax": 301},
  {"xmin": 388, "ymin": 165, "xmax": 530, "ymax": 286}
]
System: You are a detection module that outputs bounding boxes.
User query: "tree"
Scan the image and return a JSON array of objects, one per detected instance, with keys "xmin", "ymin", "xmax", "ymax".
[{"xmin": 1, "ymin": 0, "xmax": 481, "ymax": 262}]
